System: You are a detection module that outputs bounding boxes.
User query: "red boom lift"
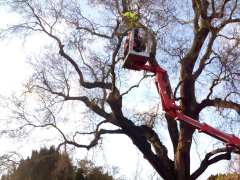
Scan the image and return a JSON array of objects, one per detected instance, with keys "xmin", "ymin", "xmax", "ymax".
[{"xmin": 122, "ymin": 29, "xmax": 240, "ymax": 150}]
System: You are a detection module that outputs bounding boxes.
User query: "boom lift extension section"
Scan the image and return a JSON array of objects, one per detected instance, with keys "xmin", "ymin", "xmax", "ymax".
[{"xmin": 122, "ymin": 48, "xmax": 240, "ymax": 150}]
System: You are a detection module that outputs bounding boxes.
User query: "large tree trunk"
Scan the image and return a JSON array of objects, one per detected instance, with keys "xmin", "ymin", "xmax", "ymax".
[{"xmin": 174, "ymin": 27, "xmax": 210, "ymax": 179}]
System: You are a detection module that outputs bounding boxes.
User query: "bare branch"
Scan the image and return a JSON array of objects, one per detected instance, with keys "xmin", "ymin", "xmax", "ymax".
[
  {"xmin": 166, "ymin": 7, "xmax": 194, "ymax": 25},
  {"xmin": 165, "ymin": 113, "xmax": 179, "ymax": 154},
  {"xmin": 24, "ymin": 1, "xmax": 113, "ymax": 90},
  {"xmin": 209, "ymin": 0, "xmax": 231, "ymax": 19},
  {"xmin": 75, "ymin": 20, "xmax": 120, "ymax": 39},
  {"xmin": 199, "ymin": 98, "xmax": 240, "ymax": 115},
  {"xmin": 0, "ymin": 151, "xmax": 23, "ymax": 173},
  {"xmin": 193, "ymin": 34, "xmax": 217, "ymax": 81},
  {"xmin": 74, "ymin": 120, "xmax": 109, "ymax": 136},
  {"xmin": 121, "ymin": 75, "xmax": 153, "ymax": 97},
  {"xmin": 228, "ymin": 0, "xmax": 237, "ymax": 19},
  {"xmin": 57, "ymin": 129, "xmax": 124, "ymax": 151},
  {"xmin": 189, "ymin": 147, "xmax": 233, "ymax": 180},
  {"xmin": 174, "ymin": 77, "xmax": 185, "ymax": 100}
]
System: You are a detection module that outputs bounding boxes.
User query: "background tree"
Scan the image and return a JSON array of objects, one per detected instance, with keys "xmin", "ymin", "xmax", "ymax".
[
  {"xmin": 207, "ymin": 172, "xmax": 240, "ymax": 180},
  {"xmin": 1, "ymin": 146, "xmax": 74, "ymax": 180},
  {"xmin": 1, "ymin": 147, "xmax": 120, "ymax": 180},
  {"xmin": 76, "ymin": 158, "xmax": 115, "ymax": 180},
  {"xmin": 0, "ymin": 0, "xmax": 240, "ymax": 180}
]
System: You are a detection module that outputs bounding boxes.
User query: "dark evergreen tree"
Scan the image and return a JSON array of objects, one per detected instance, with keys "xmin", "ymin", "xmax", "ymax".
[
  {"xmin": 1, "ymin": 147, "xmax": 117, "ymax": 180},
  {"xmin": 76, "ymin": 158, "xmax": 114, "ymax": 180},
  {"xmin": 74, "ymin": 168, "xmax": 85, "ymax": 180},
  {"xmin": 207, "ymin": 172, "xmax": 240, "ymax": 180},
  {"xmin": 84, "ymin": 167, "xmax": 113, "ymax": 180},
  {"xmin": 8, "ymin": 146, "xmax": 74, "ymax": 180}
]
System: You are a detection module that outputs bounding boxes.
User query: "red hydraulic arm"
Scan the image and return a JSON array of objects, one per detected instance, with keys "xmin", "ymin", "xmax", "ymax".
[{"xmin": 124, "ymin": 57, "xmax": 240, "ymax": 150}]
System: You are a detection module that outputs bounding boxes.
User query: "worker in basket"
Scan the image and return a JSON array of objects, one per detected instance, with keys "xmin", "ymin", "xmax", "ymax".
[{"xmin": 122, "ymin": 12, "xmax": 144, "ymax": 56}]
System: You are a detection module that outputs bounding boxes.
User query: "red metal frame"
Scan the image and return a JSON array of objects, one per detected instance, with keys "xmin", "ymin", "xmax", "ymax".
[{"xmin": 125, "ymin": 56, "xmax": 240, "ymax": 150}]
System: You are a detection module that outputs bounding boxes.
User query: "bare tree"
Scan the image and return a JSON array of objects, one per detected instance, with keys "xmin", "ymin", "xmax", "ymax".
[
  {"xmin": 0, "ymin": 0, "xmax": 240, "ymax": 180},
  {"xmin": 0, "ymin": 151, "xmax": 23, "ymax": 175}
]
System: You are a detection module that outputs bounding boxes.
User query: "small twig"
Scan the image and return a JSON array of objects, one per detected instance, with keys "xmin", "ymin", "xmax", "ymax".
[
  {"xmin": 174, "ymin": 76, "xmax": 186, "ymax": 100},
  {"xmin": 121, "ymin": 74, "xmax": 154, "ymax": 96}
]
